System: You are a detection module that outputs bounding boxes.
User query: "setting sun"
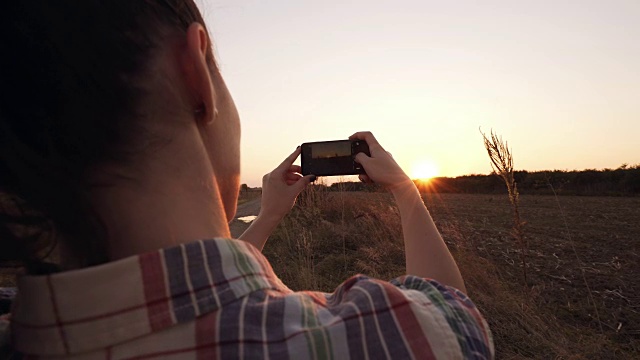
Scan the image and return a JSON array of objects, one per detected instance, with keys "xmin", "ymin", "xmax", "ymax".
[{"xmin": 411, "ymin": 161, "xmax": 439, "ymax": 180}]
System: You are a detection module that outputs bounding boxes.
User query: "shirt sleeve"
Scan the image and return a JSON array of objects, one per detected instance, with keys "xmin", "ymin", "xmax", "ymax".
[
  {"xmin": 324, "ymin": 274, "xmax": 494, "ymax": 360},
  {"xmin": 390, "ymin": 275, "xmax": 495, "ymax": 359}
]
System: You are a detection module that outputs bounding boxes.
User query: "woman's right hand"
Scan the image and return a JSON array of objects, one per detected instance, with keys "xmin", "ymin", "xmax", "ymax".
[{"xmin": 349, "ymin": 132, "xmax": 413, "ymax": 192}]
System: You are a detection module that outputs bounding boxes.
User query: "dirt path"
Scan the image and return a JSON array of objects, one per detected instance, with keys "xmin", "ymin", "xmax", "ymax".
[{"xmin": 229, "ymin": 196, "xmax": 261, "ymax": 238}]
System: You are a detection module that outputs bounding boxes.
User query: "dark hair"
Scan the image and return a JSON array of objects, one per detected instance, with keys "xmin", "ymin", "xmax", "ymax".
[{"xmin": 0, "ymin": 1, "xmax": 215, "ymax": 271}]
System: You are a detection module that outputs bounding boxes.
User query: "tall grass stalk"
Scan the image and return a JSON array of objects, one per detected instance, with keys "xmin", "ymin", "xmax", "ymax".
[{"xmin": 480, "ymin": 129, "xmax": 528, "ymax": 286}]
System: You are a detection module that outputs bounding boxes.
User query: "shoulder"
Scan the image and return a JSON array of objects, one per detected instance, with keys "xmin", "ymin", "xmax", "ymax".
[
  {"xmin": 316, "ymin": 275, "xmax": 495, "ymax": 359},
  {"xmin": 189, "ymin": 275, "xmax": 493, "ymax": 359}
]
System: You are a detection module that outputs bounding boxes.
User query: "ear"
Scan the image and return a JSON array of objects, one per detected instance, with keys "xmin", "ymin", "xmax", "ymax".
[{"xmin": 184, "ymin": 23, "xmax": 216, "ymax": 124}]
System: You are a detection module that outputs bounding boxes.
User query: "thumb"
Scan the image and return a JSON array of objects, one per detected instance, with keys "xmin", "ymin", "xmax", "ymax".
[
  {"xmin": 354, "ymin": 152, "xmax": 371, "ymax": 166},
  {"xmin": 294, "ymin": 174, "xmax": 316, "ymax": 192}
]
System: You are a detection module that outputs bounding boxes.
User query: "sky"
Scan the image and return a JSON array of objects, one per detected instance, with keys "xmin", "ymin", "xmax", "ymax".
[{"xmin": 198, "ymin": 0, "xmax": 639, "ymax": 187}]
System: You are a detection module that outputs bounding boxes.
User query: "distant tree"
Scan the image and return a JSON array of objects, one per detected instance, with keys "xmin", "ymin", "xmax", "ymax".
[{"xmin": 241, "ymin": 183, "xmax": 248, "ymax": 193}]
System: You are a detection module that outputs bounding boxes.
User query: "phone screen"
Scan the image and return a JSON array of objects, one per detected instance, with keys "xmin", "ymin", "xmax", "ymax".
[
  {"xmin": 311, "ymin": 141, "xmax": 351, "ymax": 159},
  {"xmin": 301, "ymin": 140, "xmax": 369, "ymax": 176}
]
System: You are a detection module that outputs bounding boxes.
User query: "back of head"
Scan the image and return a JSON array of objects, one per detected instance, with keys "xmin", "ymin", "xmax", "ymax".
[{"xmin": 0, "ymin": 1, "xmax": 215, "ymax": 272}]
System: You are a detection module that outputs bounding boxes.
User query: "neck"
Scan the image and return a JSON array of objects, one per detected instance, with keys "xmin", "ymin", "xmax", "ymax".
[{"xmin": 88, "ymin": 129, "xmax": 230, "ymax": 262}]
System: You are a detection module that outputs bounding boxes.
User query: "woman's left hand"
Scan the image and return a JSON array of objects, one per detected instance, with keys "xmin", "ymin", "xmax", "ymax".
[
  {"xmin": 239, "ymin": 147, "xmax": 313, "ymax": 250},
  {"xmin": 258, "ymin": 147, "xmax": 314, "ymax": 223}
]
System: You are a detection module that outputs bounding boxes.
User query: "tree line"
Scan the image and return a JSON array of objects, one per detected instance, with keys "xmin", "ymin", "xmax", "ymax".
[{"xmin": 314, "ymin": 165, "xmax": 640, "ymax": 196}]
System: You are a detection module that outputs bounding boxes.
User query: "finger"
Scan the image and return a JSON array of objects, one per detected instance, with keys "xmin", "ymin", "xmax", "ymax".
[
  {"xmin": 277, "ymin": 146, "xmax": 302, "ymax": 171},
  {"xmin": 285, "ymin": 172, "xmax": 303, "ymax": 184},
  {"xmin": 354, "ymin": 152, "xmax": 371, "ymax": 166},
  {"xmin": 348, "ymin": 131, "xmax": 381, "ymax": 148},
  {"xmin": 294, "ymin": 174, "xmax": 316, "ymax": 192},
  {"xmin": 289, "ymin": 165, "xmax": 302, "ymax": 174},
  {"xmin": 359, "ymin": 174, "xmax": 373, "ymax": 184}
]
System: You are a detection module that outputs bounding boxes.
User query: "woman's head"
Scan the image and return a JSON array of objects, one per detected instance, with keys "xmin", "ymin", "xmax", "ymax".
[{"xmin": 0, "ymin": 1, "xmax": 240, "ymax": 269}]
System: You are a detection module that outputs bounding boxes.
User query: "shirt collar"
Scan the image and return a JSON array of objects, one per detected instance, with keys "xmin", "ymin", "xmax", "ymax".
[{"xmin": 11, "ymin": 238, "xmax": 289, "ymax": 357}]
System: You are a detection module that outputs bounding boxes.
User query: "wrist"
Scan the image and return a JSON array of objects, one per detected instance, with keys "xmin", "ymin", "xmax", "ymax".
[
  {"xmin": 255, "ymin": 211, "xmax": 283, "ymax": 228},
  {"xmin": 389, "ymin": 178, "xmax": 418, "ymax": 198}
]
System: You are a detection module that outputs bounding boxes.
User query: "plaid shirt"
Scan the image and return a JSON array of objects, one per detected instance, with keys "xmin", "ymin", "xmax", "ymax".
[{"xmin": 9, "ymin": 238, "xmax": 494, "ymax": 359}]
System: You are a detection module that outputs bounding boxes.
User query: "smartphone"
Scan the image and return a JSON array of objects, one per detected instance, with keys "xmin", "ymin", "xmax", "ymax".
[{"xmin": 300, "ymin": 140, "xmax": 370, "ymax": 176}]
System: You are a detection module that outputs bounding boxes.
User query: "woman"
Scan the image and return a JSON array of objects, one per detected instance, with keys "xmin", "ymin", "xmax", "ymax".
[{"xmin": 0, "ymin": 1, "xmax": 494, "ymax": 359}]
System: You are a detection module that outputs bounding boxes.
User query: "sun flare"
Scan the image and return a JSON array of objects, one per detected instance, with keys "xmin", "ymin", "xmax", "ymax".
[{"xmin": 411, "ymin": 161, "xmax": 439, "ymax": 181}]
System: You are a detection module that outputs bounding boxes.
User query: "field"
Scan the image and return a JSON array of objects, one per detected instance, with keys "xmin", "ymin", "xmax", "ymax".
[
  {"xmin": 2, "ymin": 188, "xmax": 638, "ymax": 358},
  {"xmin": 261, "ymin": 188, "xmax": 640, "ymax": 359}
]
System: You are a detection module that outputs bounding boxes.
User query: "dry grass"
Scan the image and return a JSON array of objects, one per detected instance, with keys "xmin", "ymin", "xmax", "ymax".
[
  {"xmin": 263, "ymin": 187, "xmax": 640, "ymax": 359},
  {"xmin": 481, "ymin": 129, "xmax": 528, "ymax": 286}
]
